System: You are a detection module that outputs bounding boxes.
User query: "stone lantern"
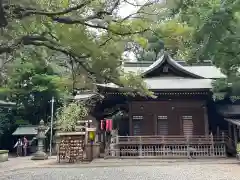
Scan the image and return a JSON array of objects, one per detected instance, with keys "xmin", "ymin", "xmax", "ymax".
[{"xmin": 31, "ymin": 120, "xmax": 48, "ymax": 160}]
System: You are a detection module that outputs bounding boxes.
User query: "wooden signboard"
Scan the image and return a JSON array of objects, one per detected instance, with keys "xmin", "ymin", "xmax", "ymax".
[{"xmin": 58, "ymin": 135, "xmax": 84, "ymax": 163}]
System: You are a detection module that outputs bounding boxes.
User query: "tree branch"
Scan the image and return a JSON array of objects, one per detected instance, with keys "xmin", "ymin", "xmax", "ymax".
[
  {"xmin": 71, "ymin": 56, "xmax": 124, "ymax": 87},
  {"xmin": 0, "ymin": 34, "xmax": 89, "ymax": 59},
  {"xmin": 0, "ymin": 0, "xmax": 7, "ymax": 27},
  {"xmin": 4, "ymin": 1, "xmax": 91, "ymax": 17},
  {"xmin": 51, "ymin": 16, "xmax": 150, "ymax": 35}
]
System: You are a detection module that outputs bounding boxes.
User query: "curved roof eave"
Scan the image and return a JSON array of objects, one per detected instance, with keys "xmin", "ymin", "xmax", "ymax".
[{"xmin": 141, "ymin": 52, "xmax": 204, "ymax": 79}]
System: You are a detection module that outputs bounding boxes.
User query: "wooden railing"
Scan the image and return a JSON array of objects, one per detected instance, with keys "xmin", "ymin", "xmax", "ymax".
[
  {"xmin": 105, "ymin": 134, "xmax": 227, "ymax": 159},
  {"xmin": 105, "ymin": 143, "xmax": 226, "ymax": 159},
  {"xmin": 115, "ymin": 135, "xmax": 225, "ymax": 145}
]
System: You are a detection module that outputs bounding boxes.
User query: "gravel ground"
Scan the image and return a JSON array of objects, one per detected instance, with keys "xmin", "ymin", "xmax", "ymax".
[{"xmin": 1, "ymin": 163, "xmax": 240, "ymax": 180}]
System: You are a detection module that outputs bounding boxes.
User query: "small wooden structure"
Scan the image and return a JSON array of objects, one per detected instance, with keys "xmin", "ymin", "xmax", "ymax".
[
  {"xmin": 57, "ymin": 132, "xmax": 85, "ymax": 163},
  {"xmin": 56, "ymin": 119, "xmax": 88, "ymax": 163},
  {"xmin": 12, "ymin": 125, "xmax": 49, "ymax": 154},
  {"xmin": 56, "ymin": 120, "xmax": 99, "ymax": 163}
]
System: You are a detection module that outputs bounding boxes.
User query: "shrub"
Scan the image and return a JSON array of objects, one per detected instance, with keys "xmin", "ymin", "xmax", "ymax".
[{"xmin": 56, "ymin": 102, "xmax": 88, "ymax": 132}]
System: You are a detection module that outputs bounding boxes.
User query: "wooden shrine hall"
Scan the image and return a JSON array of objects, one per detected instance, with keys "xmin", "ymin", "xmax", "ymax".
[{"xmin": 96, "ymin": 52, "xmax": 228, "ymax": 158}]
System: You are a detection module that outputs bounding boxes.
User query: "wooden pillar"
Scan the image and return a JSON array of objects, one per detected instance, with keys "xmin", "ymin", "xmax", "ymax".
[
  {"xmin": 154, "ymin": 114, "xmax": 158, "ymax": 135},
  {"xmin": 203, "ymin": 106, "xmax": 209, "ymax": 136},
  {"xmin": 233, "ymin": 125, "xmax": 238, "ymax": 147},
  {"xmin": 129, "ymin": 103, "xmax": 132, "ymax": 136},
  {"xmin": 238, "ymin": 127, "xmax": 240, "ymax": 138},
  {"xmin": 217, "ymin": 126, "xmax": 220, "ymax": 136},
  {"xmin": 129, "ymin": 118, "xmax": 132, "ymax": 136},
  {"xmin": 228, "ymin": 122, "xmax": 232, "ymax": 138}
]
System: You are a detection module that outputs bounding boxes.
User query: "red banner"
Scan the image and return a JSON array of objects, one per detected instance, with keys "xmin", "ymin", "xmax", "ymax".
[
  {"xmin": 108, "ymin": 119, "xmax": 113, "ymax": 131},
  {"xmin": 105, "ymin": 119, "xmax": 109, "ymax": 131}
]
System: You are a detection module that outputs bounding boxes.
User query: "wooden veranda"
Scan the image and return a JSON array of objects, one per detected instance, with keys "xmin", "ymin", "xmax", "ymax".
[{"xmin": 105, "ymin": 134, "xmax": 226, "ymax": 159}]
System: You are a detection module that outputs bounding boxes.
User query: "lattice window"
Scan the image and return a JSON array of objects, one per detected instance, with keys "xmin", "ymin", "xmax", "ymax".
[
  {"xmin": 157, "ymin": 116, "xmax": 168, "ymax": 135},
  {"xmin": 182, "ymin": 116, "xmax": 193, "ymax": 120},
  {"xmin": 182, "ymin": 116, "xmax": 193, "ymax": 136},
  {"xmin": 133, "ymin": 116, "xmax": 143, "ymax": 120},
  {"xmin": 158, "ymin": 116, "xmax": 168, "ymax": 119},
  {"xmin": 132, "ymin": 116, "xmax": 143, "ymax": 136}
]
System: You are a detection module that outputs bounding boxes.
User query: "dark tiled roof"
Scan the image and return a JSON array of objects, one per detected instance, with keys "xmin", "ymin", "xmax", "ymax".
[
  {"xmin": 12, "ymin": 125, "xmax": 49, "ymax": 136},
  {"xmin": 123, "ymin": 54, "xmax": 225, "ymax": 79}
]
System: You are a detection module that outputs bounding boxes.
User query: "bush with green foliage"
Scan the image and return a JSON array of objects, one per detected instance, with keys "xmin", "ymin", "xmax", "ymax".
[{"xmin": 56, "ymin": 102, "xmax": 88, "ymax": 132}]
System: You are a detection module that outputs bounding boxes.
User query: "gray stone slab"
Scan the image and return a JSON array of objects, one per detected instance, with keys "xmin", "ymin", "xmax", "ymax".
[{"xmin": 1, "ymin": 163, "xmax": 240, "ymax": 180}]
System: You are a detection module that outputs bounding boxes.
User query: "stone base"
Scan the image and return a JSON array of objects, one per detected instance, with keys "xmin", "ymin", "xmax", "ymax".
[
  {"xmin": 0, "ymin": 150, "xmax": 9, "ymax": 162},
  {"xmin": 85, "ymin": 143, "xmax": 100, "ymax": 161},
  {"xmin": 31, "ymin": 151, "xmax": 48, "ymax": 160}
]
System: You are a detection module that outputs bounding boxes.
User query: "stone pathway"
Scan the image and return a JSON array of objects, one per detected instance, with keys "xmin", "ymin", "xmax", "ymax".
[
  {"xmin": 1, "ymin": 156, "xmax": 239, "ymax": 174},
  {"xmin": 0, "ymin": 156, "xmax": 56, "ymax": 173},
  {"xmin": 2, "ymin": 162, "xmax": 240, "ymax": 180},
  {"xmin": 45, "ymin": 158, "xmax": 240, "ymax": 168}
]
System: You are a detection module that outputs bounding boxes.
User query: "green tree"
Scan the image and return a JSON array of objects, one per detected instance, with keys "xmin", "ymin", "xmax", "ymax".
[
  {"xmin": 132, "ymin": 20, "xmax": 194, "ymax": 61},
  {"xmin": 1, "ymin": 47, "xmax": 70, "ymax": 124},
  {"xmin": 0, "ymin": 0, "xmax": 165, "ymax": 95},
  {"xmin": 175, "ymin": 0, "xmax": 240, "ymax": 68},
  {"xmin": 173, "ymin": 0, "xmax": 240, "ymax": 98}
]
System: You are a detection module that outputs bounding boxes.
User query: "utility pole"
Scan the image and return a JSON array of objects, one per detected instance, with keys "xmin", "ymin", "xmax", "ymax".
[{"xmin": 49, "ymin": 96, "xmax": 55, "ymax": 156}]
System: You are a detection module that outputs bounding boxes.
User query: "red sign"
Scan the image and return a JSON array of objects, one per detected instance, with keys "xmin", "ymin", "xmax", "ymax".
[{"xmin": 108, "ymin": 119, "xmax": 113, "ymax": 131}]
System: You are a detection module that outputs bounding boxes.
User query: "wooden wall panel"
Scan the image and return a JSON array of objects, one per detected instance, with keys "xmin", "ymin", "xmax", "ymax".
[{"xmin": 129, "ymin": 100, "xmax": 206, "ymax": 136}]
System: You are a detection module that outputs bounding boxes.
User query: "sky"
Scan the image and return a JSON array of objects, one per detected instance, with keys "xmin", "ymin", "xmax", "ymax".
[
  {"xmin": 118, "ymin": 0, "xmax": 147, "ymax": 18},
  {"xmin": 118, "ymin": 0, "xmax": 148, "ymax": 61}
]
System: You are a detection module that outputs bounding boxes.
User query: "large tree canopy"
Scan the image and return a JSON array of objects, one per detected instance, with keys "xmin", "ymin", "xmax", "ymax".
[
  {"xmin": 1, "ymin": 0, "xmax": 240, "ymax": 116},
  {"xmin": 0, "ymin": 0, "xmax": 171, "ymax": 96}
]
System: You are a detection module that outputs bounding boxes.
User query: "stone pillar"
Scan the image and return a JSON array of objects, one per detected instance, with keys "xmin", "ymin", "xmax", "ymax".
[
  {"xmin": 54, "ymin": 135, "xmax": 60, "ymax": 155},
  {"xmin": 31, "ymin": 120, "xmax": 48, "ymax": 160}
]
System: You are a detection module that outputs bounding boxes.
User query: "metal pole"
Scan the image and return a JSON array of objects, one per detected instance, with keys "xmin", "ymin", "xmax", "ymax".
[{"xmin": 49, "ymin": 96, "xmax": 54, "ymax": 156}]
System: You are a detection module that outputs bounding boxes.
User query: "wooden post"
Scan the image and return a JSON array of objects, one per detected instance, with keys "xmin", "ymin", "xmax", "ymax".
[
  {"xmin": 217, "ymin": 126, "xmax": 220, "ymax": 136},
  {"xmin": 203, "ymin": 106, "xmax": 209, "ymax": 136},
  {"xmin": 85, "ymin": 122, "xmax": 89, "ymax": 145},
  {"xmin": 239, "ymin": 127, "xmax": 240, "ymax": 138},
  {"xmin": 129, "ymin": 103, "xmax": 132, "ymax": 136},
  {"xmin": 116, "ymin": 135, "xmax": 120, "ymax": 158},
  {"xmin": 138, "ymin": 136, "xmax": 142, "ymax": 157},
  {"xmin": 129, "ymin": 117, "xmax": 132, "ymax": 136},
  {"xmin": 221, "ymin": 132, "xmax": 225, "ymax": 144},
  {"xmin": 233, "ymin": 125, "xmax": 238, "ymax": 147},
  {"xmin": 228, "ymin": 122, "xmax": 232, "ymax": 138},
  {"xmin": 154, "ymin": 114, "xmax": 158, "ymax": 135},
  {"xmin": 187, "ymin": 136, "xmax": 190, "ymax": 158},
  {"xmin": 210, "ymin": 132, "xmax": 214, "ymax": 156}
]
